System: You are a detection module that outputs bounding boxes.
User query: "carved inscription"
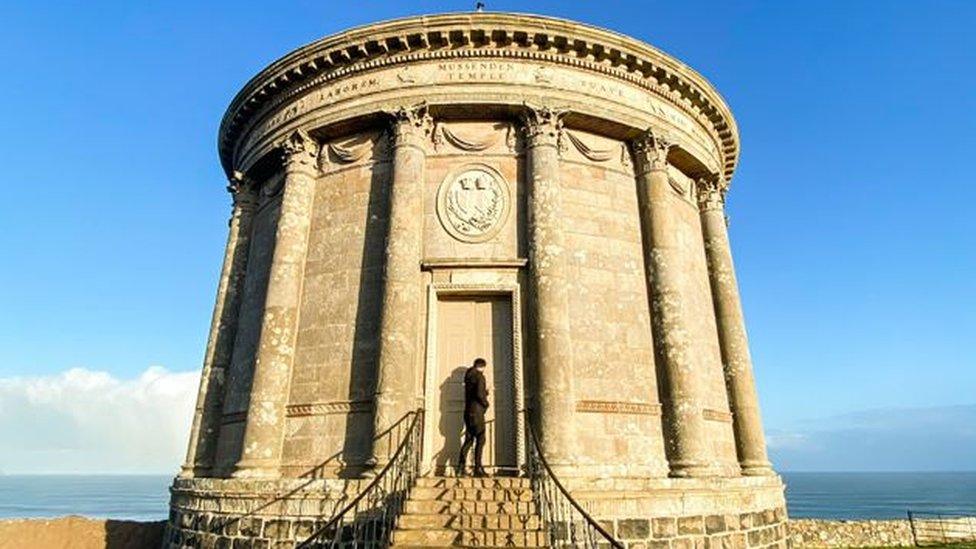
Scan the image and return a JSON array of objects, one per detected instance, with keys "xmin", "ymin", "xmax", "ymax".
[
  {"xmin": 437, "ymin": 61, "xmax": 516, "ymax": 81},
  {"xmin": 240, "ymin": 59, "xmax": 718, "ymax": 168}
]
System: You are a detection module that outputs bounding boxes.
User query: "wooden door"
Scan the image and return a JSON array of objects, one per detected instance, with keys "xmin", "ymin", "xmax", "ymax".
[{"xmin": 430, "ymin": 296, "xmax": 516, "ymax": 474}]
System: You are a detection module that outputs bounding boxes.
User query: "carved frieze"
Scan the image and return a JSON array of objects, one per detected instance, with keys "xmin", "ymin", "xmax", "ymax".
[
  {"xmin": 562, "ymin": 129, "xmax": 632, "ymax": 172},
  {"xmin": 432, "ymin": 122, "xmax": 516, "ymax": 153},
  {"xmin": 318, "ymin": 130, "xmax": 390, "ymax": 170},
  {"xmin": 436, "ymin": 163, "xmax": 511, "ymax": 243}
]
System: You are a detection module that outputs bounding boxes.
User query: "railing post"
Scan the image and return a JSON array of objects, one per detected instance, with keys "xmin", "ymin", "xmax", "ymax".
[{"xmin": 908, "ymin": 510, "xmax": 919, "ymax": 547}]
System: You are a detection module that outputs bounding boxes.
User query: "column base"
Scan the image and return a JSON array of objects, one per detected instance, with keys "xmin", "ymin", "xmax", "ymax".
[
  {"xmin": 178, "ymin": 464, "xmax": 212, "ymax": 479},
  {"xmin": 230, "ymin": 460, "xmax": 280, "ymax": 479},
  {"xmin": 740, "ymin": 461, "xmax": 775, "ymax": 476},
  {"xmin": 667, "ymin": 461, "xmax": 717, "ymax": 478}
]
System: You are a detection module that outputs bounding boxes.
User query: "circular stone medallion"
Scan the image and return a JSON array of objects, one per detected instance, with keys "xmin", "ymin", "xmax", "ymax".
[{"xmin": 436, "ymin": 164, "xmax": 511, "ymax": 243}]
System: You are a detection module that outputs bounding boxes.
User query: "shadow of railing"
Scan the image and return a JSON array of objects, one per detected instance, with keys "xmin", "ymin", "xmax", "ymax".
[
  {"xmin": 296, "ymin": 409, "xmax": 424, "ymax": 548},
  {"xmin": 176, "ymin": 411, "xmax": 419, "ymax": 545},
  {"xmin": 525, "ymin": 411, "xmax": 623, "ymax": 549}
]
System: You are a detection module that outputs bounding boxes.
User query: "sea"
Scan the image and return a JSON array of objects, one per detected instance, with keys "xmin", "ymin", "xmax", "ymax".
[{"xmin": 0, "ymin": 472, "xmax": 974, "ymax": 522}]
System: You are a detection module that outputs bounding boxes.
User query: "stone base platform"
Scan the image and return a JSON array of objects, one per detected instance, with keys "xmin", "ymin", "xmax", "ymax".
[
  {"xmin": 166, "ymin": 475, "xmax": 788, "ymax": 548},
  {"xmin": 165, "ymin": 476, "xmax": 368, "ymax": 548},
  {"xmin": 566, "ymin": 474, "xmax": 789, "ymax": 548}
]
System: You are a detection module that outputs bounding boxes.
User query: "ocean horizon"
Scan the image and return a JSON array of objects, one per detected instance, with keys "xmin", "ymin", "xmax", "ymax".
[{"xmin": 0, "ymin": 471, "xmax": 974, "ymax": 522}]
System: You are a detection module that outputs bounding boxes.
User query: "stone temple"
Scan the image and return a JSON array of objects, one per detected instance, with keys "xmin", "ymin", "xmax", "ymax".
[{"xmin": 167, "ymin": 11, "xmax": 788, "ymax": 548}]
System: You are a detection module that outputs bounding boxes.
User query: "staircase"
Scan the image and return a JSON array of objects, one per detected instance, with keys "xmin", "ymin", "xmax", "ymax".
[{"xmin": 390, "ymin": 476, "xmax": 547, "ymax": 547}]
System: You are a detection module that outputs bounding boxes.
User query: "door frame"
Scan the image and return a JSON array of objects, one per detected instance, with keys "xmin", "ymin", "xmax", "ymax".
[{"xmin": 422, "ymin": 282, "xmax": 526, "ymax": 475}]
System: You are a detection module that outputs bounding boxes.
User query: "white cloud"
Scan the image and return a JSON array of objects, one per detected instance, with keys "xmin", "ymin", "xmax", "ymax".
[
  {"xmin": 767, "ymin": 404, "xmax": 976, "ymax": 472},
  {"xmin": 0, "ymin": 366, "xmax": 198, "ymax": 474}
]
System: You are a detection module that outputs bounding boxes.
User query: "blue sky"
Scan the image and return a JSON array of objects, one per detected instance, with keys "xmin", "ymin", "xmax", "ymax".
[{"xmin": 0, "ymin": 1, "xmax": 973, "ymax": 473}]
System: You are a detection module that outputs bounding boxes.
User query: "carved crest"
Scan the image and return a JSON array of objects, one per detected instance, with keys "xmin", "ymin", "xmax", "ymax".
[{"xmin": 436, "ymin": 164, "xmax": 511, "ymax": 243}]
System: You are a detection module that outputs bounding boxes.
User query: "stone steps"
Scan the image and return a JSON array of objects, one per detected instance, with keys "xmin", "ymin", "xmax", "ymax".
[
  {"xmin": 392, "ymin": 527, "xmax": 548, "ymax": 547},
  {"xmin": 390, "ymin": 475, "xmax": 547, "ymax": 548},
  {"xmin": 404, "ymin": 499, "xmax": 536, "ymax": 515},
  {"xmin": 415, "ymin": 477, "xmax": 531, "ymax": 489},
  {"xmin": 398, "ymin": 512, "xmax": 541, "ymax": 530},
  {"xmin": 410, "ymin": 486, "xmax": 534, "ymax": 502}
]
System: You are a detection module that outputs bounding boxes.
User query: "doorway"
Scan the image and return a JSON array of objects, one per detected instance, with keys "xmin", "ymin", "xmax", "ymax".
[{"xmin": 427, "ymin": 295, "xmax": 517, "ymax": 475}]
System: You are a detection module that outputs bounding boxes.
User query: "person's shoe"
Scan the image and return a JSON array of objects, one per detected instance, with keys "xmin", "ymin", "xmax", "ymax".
[
  {"xmin": 456, "ymin": 466, "xmax": 467, "ymax": 477},
  {"xmin": 473, "ymin": 468, "xmax": 488, "ymax": 478}
]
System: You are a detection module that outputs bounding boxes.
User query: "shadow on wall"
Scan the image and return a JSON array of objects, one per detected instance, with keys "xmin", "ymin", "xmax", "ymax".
[
  {"xmin": 434, "ymin": 366, "xmax": 468, "ymax": 471},
  {"xmin": 340, "ymin": 142, "xmax": 391, "ymax": 477},
  {"xmin": 105, "ymin": 520, "xmax": 166, "ymax": 549}
]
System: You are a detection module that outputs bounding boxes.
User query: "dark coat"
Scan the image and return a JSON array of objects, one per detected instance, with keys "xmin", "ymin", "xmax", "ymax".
[{"xmin": 463, "ymin": 366, "xmax": 489, "ymax": 416}]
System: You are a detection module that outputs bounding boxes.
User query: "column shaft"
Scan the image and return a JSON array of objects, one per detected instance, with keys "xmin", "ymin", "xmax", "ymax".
[
  {"xmin": 233, "ymin": 130, "xmax": 318, "ymax": 478},
  {"xmin": 698, "ymin": 178, "xmax": 773, "ymax": 476},
  {"xmin": 371, "ymin": 105, "xmax": 430, "ymax": 464},
  {"xmin": 181, "ymin": 179, "xmax": 257, "ymax": 477},
  {"xmin": 523, "ymin": 106, "xmax": 577, "ymax": 468},
  {"xmin": 633, "ymin": 130, "xmax": 711, "ymax": 478}
]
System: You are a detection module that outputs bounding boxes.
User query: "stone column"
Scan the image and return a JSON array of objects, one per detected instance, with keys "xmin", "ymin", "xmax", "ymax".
[
  {"xmin": 698, "ymin": 176, "xmax": 773, "ymax": 476},
  {"xmin": 370, "ymin": 104, "xmax": 431, "ymax": 466},
  {"xmin": 232, "ymin": 130, "xmax": 318, "ymax": 478},
  {"xmin": 522, "ymin": 106, "xmax": 577, "ymax": 469},
  {"xmin": 181, "ymin": 175, "xmax": 257, "ymax": 478},
  {"xmin": 632, "ymin": 129, "xmax": 711, "ymax": 478}
]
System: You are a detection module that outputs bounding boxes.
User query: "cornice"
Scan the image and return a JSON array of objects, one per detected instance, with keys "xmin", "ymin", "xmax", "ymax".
[{"xmin": 218, "ymin": 12, "xmax": 740, "ymax": 181}]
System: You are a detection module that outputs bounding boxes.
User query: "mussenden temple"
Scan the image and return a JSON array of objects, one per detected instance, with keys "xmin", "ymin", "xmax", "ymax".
[{"xmin": 167, "ymin": 11, "xmax": 788, "ymax": 548}]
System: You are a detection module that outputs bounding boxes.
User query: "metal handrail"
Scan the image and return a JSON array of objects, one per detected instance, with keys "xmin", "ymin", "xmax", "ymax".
[
  {"xmin": 908, "ymin": 509, "xmax": 976, "ymax": 547},
  {"xmin": 297, "ymin": 409, "xmax": 424, "ymax": 548},
  {"xmin": 525, "ymin": 412, "xmax": 624, "ymax": 548}
]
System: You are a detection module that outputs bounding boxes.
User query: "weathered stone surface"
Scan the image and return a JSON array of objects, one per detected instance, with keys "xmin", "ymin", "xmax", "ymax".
[
  {"xmin": 171, "ymin": 10, "xmax": 787, "ymax": 549},
  {"xmin": 789, "ymin": 519, "xmax": 915, "ymax": 547}
]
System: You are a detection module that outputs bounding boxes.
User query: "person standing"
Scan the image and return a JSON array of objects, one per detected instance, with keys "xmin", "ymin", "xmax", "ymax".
[{"xmin": 458, "ymin": 357, "xmax": 489, "ymax": 477}]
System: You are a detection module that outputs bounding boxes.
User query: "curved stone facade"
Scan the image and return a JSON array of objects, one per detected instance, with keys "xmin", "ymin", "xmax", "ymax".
[{"xmin": 168, "ymin": 11, "xmax": 787, "ymax": 548}]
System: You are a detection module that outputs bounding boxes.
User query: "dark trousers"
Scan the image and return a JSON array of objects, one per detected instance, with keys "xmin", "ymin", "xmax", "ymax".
[{"xmin": 458, "ymin": 411, "xmax": 486, "ymax": 472}]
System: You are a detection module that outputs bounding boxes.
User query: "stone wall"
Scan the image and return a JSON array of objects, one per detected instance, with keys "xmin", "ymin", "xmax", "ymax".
[
  {"xmin": 602, "ymin": 507, "xmax": 788, "ymax": 549},
  {"xmin": 664, "ymin": 165, "xmax": 740, "ymax": 477},
  {"xmin": 165, "ymin": 477, "xmax": 368, "ymax": 548},
  {"xmin": 559, "ymin": 130, "xmax": 669, "ymax": 479},
  {"xmin": 0, "ymin": 516, "xmax": 165, "ymax": 549},
  {"xmin": 788, "ymin": 518, "xmax": 914, "ymax": 547},
  {"xmin": 281, "ymin": 131, "xmax": 391, "ymax": 478},
  {"xmin": 212, "ymin": 184, "xmax": 282, "ymax": 475},
  {"xmin": 572, "ymin": 475, "xmax": 789, "ymax": 548}
]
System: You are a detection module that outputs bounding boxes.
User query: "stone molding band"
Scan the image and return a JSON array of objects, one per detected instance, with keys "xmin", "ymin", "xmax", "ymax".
[
  {"xmin": 576, "ymin": 400, "xmax": 662, "ymax": 416},
  {"xmin": 286, "ymin": 400, "xmax": 373, "ymax": 417},
  {"xmin": 703, "ymin": 409, "xmax": 734, "ymax": 423}
]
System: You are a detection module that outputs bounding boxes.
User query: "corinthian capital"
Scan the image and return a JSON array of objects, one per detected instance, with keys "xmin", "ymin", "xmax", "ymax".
[
  {"xmin": 387, "ymin": 102, "xmax": 434, "ymax": 148},
  {"xmin": 631, "ymin": 128, "xmax": 674, "ymax": 174},
  {"xmin": 279, "ymin": 130, "xmax": 319, "ymax": 171},
  {"xmin": 696, "ymin": 174, "xmax": 727, "ymax": 212},
  {"xmin": 227, "ymin": 171, "xmax": 259, "ymax": 208},
  {"xmin": 520, "ymin": 103, "xmax": 566, "ymax": 149}
]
